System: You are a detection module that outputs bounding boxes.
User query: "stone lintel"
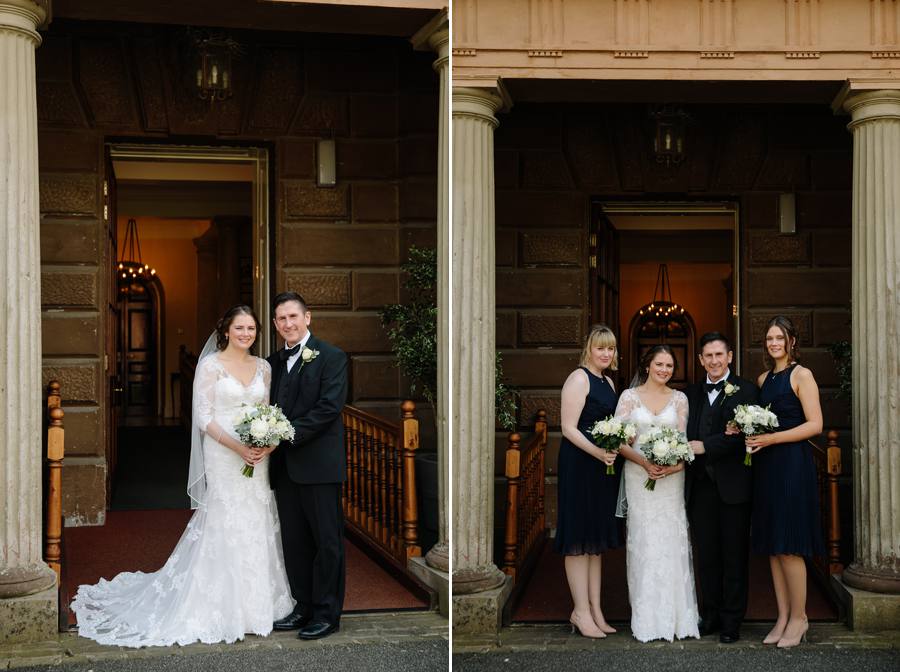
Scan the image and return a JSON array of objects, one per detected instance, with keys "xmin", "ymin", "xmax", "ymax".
[
  {"xmin": 452, "ymin": 575, "xmax": 513, "ymax": 635},
  {"xmin": 832, "ymin": 575, "xmax": 900, "ymax": 631},
  {"xmin": 0, "ymin": 585, "xmax": 58, "ymax": 645},
  {"xmin": 408, "ymin": 556, "xmax": 449, "ymax": 618}
]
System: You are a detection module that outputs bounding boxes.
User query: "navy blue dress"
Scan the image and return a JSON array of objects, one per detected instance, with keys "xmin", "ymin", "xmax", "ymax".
[
  {"xmin": 751, "ymin": 365, "xmax": 825, "ymax": 557},
  {"xmin": 554, "ymin": 367, "xmax": 624, "ymax": 555}
]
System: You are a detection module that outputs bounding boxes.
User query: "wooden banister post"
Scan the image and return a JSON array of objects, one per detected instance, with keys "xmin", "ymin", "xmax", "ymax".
[
  {"xmin": 401, "ymin": 401, "xmax": 421, "ymax": 558},
  {"xmin": 826, "ymin": 430, "xmax": 843, "ymax": 574},
  {"xmin": 536, "ymin": 410, "xmax": 547, "ymax": 533},
  {"xmin": 503, "ymin": 432, "xmax": 522, "ymax": 579},
  {"xmin": 45, "ymin": 384, "xmax": 64, "ymax": 581}
]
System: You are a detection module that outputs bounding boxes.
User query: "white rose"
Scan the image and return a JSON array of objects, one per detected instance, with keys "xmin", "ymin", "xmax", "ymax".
[
  {"xmin": 624, "ymin": 424, "xmax": 637, "ymax": 439},
  {"xmin": 250, "ymin": 418, "xmax": 269, "ymax": 439},
  {"xmin": 724, "ymin": 383, "xmax": 736, "ymax": 395},
  {"xmin": 276, "ymin": 420, "xmax": 290, "ymax": 433},
  {"xmin": 301, "ymin": 347, "xmax": 314, "ymax": 362},
  {"xmin": 268, "ymin": 416, "xmax": 278, "ymax": 426},
  {"xmin": 652, "ymin": 440, "xmax": 668, "ymax": 459}
]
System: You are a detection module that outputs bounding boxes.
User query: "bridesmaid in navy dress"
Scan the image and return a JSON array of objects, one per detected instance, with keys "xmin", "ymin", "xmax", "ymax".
[
  {"xmin": 746, "ymin": 316, "xmax": 825, "ymax": 648},
  {"xmin": 556, "ymin": 324, "xmax": 623, "ymax": 638}
]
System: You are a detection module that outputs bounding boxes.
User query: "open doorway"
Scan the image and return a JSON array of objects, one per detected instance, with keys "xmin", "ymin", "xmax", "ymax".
[
  {"xmin": 106, "ymin": 144, "xmax": 270, "ymax": 510},
  {"xmin": 591, "ymin": 201, "xmax": 740, "ymax": 388}
]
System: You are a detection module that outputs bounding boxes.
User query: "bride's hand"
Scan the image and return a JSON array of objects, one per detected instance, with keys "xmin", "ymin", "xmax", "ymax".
[
  {"xmin": 239, "ymin": 445, "xmax": 261, "ymax": 465},
  {"xmin": 643, "ymin": 461, "xmax": 664, "ymax": 479}
]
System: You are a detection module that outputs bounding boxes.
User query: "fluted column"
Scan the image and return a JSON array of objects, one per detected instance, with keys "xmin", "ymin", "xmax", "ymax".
[
  {"xmin": 424, "ymin": 20, "xmax": 450, "ymax": 573},
  {"xmin": 0, "ymin": 0, "xmax": 55, "ymax": 603},
  {"xmin": 451, "ymin": 86, "xmax": 507, "ymax": 594},
  {"xmin": 842, "ymin": 88, "xmax": 900, "ymax": 594}
]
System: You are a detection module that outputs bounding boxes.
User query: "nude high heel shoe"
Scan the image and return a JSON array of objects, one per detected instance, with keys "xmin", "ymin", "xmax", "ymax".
[
  {"xmin": 569, "ymin": 612, "xmax": 607, "ymax": 639},
  {"xmin": 776, "ymin": 618, "xmax": 808, "ymax": 648},
  {"xmin": 762, "ymin": 622, "xmax": 786, "ymax": 645}
]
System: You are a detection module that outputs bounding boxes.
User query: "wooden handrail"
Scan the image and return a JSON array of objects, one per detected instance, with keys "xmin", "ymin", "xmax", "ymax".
[
  {"xmin": 811, "ymin": 430, "xmax": 843, "ymax": 576},
  {"xmin": 502, "ymin": 410, "xmax": 548, "ymax": 581},
  {"xmin": 342, "ymin": 400, "xmax": 421, "ymax": 568},
  {"xmin": 45, "ymin": 381, "xmax": 64, "ymax": 581}
]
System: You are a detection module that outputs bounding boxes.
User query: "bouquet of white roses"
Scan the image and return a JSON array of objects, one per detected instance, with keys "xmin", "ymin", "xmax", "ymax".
[
  {"xmin": 637, "ymin": 425, "xmax": 693, "ymax": 491},
  {"xmin": 234, "ymin": 403, "xmax": 295, "ymax": 477},
  {"xmin": 588, "ymin": 415, "xmax": 637, "ymax": 475},
  {"xmin": 731, "ymin": 403, "xmax": 779, "ymax": 466}
]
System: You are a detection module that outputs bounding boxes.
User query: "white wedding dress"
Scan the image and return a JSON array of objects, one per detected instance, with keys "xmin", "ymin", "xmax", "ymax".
[
  {"xmin": 615, "ymin": 388, "xmax": 700, "ymax": 643},
  {"xmin": 71, "ymin": 354, "xmax": 295, "ymax": 647}
]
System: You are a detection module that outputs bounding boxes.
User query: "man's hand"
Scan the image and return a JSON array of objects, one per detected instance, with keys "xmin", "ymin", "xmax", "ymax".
[{"xmin": 689, "ymin": 440, "xmax": 705, "ymax": 455}]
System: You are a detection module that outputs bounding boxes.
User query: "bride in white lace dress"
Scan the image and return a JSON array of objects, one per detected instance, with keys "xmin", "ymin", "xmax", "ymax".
[
  {"xmin": 72, "ymin": 306, "xmax": 295, "ymax": 647},
  {"xmin": 614, "ymin": 345, "xmax": 700, "ymax": 643}
]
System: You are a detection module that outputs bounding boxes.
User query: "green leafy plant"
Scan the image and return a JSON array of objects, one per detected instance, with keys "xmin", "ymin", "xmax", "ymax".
[
  {"xmin": 828, "ymin": 340, "xmax": 852, "ymax": 402},
  {"xmin": 495, "ymin": 353, "xmax": 519, "ymax": 431},
  {"xmin": 380, "ymin": 246, "xmax": 438, "ymax": 408},
  {"xmin": 380, "ymin": 246, "xmax": 520, "ymax": 430}
]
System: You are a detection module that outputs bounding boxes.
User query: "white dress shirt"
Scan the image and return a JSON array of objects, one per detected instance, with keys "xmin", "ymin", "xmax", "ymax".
[
  {"xmin": 706, "ymin": 372, "xmax": 731, "ymax": 405},
  {"xmin": 285, "ymin": 332, "xmax": 311, "ymax": 373}
]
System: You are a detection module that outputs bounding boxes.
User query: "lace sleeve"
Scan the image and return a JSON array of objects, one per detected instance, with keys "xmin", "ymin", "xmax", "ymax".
[
  {"xmin": 260, "ymin": 358, "xmax": 272, "ymax": 395},
  {"xmin": 192, "ymin": 356, "xmax": 219, "ymax": 433},
  {"xmin": 614, "ymin": 388, "xmax": 638, "ymax": 421},
  {"xmin": 674, "ymin": 390, "xmax": 689, "ymax": 433}
]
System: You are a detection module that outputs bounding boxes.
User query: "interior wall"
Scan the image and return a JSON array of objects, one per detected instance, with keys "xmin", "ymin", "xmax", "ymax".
[{"xmin": 116, "ymin": 217, "xmax": 211, "ymax": 417}]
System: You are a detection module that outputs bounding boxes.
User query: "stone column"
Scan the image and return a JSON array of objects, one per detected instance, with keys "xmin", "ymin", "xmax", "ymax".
[
  {"xmin": 835, "ymin": 85, "xmax": 900, "ymax": 629},
  {"xmin": 451, "ymin": 86, "xmax": 508, "ymax": 610},
  {"xmin": 0, "ymin": 0, "xmax": 58, "ymax": 645},
  {"xmin": 843, "ymin": 89, "xmax": 900, "ymax": 592},
  {"xmin": 409, "ymin": 12, "xmax": 450, "ymax": 616}
]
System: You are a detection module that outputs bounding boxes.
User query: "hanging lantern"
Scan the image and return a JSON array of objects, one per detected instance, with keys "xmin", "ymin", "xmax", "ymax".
[
  {"xmin": 189, "ymin": 30, "xmax": 242, "ymax": 102},
  {"xmin": 649, "ymin": 105, "xmax": 689, "ymax": 168}
]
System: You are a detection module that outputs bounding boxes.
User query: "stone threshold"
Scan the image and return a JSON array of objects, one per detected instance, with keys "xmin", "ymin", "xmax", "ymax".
[
  {"xmin": 0, "ymin": 611, "xmax": 448, "ymax": 670},
  {"xmin": 453, "ymin": 622, "xmax": 900, "ymax": 653}
]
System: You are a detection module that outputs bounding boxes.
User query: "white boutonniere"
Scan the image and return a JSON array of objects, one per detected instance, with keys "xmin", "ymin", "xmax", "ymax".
[
  {"xmin": 297, "ymin": 345, "xmax": 320, "ymax": 370},
  {"xmin": 723, "ymin": 382, "xmax": 740, "ymax": 398}
]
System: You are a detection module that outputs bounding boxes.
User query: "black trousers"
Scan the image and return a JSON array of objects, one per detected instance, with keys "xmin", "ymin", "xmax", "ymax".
[
  {"xmin": 274, "ymin": 477, "xmax": 345, "ymax": 625},
  {"xmin": 688, "ymin": 475, "xmax": 751, "ymax": 632}
]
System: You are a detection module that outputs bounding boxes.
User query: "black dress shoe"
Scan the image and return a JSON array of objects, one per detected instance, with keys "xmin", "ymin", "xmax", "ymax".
[
  {"xmin": 273, "ymin": 611, "xmax": 311, "ymax": 631},
  {"xmin": 719, "ymin": 631, "xmax": 740, "ymax": 644},
  {"xmin": 698, "ymin": 618, "xmax": 721, "ymax": 636},
  {"xmin": 297, "ymin": 621, "xmax": 340, "ymax": 640}
]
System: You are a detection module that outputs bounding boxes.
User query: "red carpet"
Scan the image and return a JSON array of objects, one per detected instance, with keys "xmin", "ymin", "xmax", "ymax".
[
  {"xmin": 512, "ymin": 542, "xmax": 838, "ymax": 623},
  {"xmin": 63, "ymin": 509, "xmax": 427, "ymax": 627}
]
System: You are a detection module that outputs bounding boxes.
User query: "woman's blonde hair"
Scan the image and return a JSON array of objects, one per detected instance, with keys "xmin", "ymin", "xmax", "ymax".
[{"xmin": 580, "ymin": 324, "xmax": 618, "ymax": 371}]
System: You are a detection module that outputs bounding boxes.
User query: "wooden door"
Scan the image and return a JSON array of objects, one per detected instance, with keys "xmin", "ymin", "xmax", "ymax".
[
  {"xmin": 589, "ymin": 205, "xmax": 621, "ymax": 382},
  {"xmin": 122, "ymin": 288, "xmax": 156, "ymax": 416},
  {"xmin": 103, "ymin": 149, "xmax": 120, "ymax": 502}
]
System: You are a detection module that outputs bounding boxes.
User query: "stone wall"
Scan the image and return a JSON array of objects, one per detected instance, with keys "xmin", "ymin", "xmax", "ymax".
[
  {"xmin": 36, "ymin": 20, "xmax": 438, "ymax": 524},
  {"xmin": 491, "ymin": 102, "xmax": 853, "ymax": 554}
]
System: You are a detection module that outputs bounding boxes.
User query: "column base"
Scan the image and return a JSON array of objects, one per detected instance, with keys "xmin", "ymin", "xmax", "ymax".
[
  {"xmin": 409, "ymin": 556, "xmax": 449, "ymax": 618},
  {"xmin": 425, "ymin": 541, "xmax": 449, "ymax": 573},
  {"xmin": 0, "ymin": 584, "xmax": 58, "ymax": 645},
  {"xmin": 452, "ymin": 575, "xmax": 513, "ymax": 635},
  {"xmin": 842, "ymin": 562, "xmax": 900, "ymax": 594},
  {"xmin": 452, "ymin": 564, "xmax": 506, "ymax": 595},
  {"xmin": 832, "ymin": 574, "xmax": 900, "ymax": 631},
  {"xmin": 0, "ymin": 563, "xmax": 56, "ymax": 599}
]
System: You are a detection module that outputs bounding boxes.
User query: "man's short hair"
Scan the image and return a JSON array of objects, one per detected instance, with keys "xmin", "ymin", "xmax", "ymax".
[
  {"xmin": 699, "ymin": 331, "xmax": 732, "ymax": 353},
  {"xmin": 273, "ymin": 291, "xmax": 308, "ymax": 313}
]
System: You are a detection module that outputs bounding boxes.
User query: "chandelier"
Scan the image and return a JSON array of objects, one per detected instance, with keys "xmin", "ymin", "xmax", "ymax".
[
  {"xmin": 117, "ymin": 218, "xmax": 157, "ymax": 283},
  {"xmin": 639, "ymin": 264, "xmax": 684, "ymax": 320}
]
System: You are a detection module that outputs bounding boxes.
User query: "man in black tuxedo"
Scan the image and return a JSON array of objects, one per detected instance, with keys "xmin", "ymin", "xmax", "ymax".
[
  {"xmin": 268, "ymin": 292, "xmax": 348, "ymax": 640},
  {"xmin": 686, "ymin": 332, "xmax": 758, "ymax": 644}
]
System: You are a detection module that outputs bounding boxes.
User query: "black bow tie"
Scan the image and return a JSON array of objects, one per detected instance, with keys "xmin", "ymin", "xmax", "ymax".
[
  {"xmin": 705, "ymin": 380, "xmax": 725, "ymax": 393},
  {"xmin": 280, "ymin": 343, "xmax": 302, "ymax": 362}
]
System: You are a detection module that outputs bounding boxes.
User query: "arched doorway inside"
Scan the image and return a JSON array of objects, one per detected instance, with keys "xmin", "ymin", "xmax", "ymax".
[{"xmin": 627, "ymin": 264, "xmax": 697, "ymax": 389}]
